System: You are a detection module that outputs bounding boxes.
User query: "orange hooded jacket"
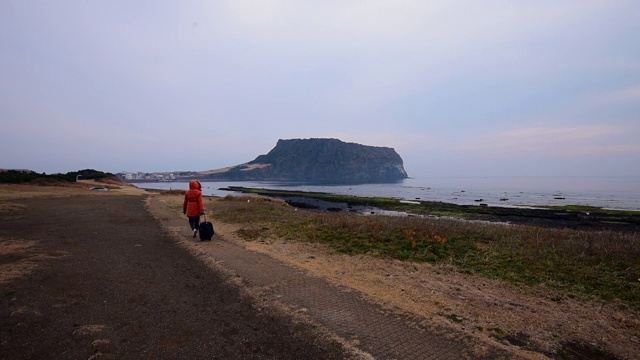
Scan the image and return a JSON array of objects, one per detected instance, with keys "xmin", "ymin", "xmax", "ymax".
[{"xmin": 183, "ymin": 180, "xmax": 204, "ymax": 217}]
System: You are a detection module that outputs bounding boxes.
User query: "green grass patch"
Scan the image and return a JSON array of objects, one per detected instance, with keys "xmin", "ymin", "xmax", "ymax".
[
  {"xmin": 539, "ymin": 204, "xmax": 640, "ymax": 215},
  {"xmin": 210, "ymin": 195, "xmax": 640, "ymax": 310}
]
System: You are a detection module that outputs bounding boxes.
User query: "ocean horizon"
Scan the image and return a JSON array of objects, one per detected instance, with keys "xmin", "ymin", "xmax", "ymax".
[{"xmin": 135, "ymin": 176, "xmax": 640, "ymax": 211}]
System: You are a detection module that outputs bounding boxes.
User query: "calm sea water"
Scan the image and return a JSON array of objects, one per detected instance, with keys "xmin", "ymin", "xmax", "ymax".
[{"xmin": 135, "ymin": 176, "xmax": 640, "ymax": 211}]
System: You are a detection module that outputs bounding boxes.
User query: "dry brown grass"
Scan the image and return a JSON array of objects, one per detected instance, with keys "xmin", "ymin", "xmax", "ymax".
[
  {"xmin": 0, "ymin": 239, "xmax": 39, "ymax": 285},
  {"xmin": 0, "ymin": 180, "xmax": 147, "ymax": 200}
]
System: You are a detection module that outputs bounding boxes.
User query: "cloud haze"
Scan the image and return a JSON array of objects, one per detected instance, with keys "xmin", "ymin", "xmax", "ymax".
[{"xmin": 1, "ymin": 1, "xmax": 639, "ymax": 177}]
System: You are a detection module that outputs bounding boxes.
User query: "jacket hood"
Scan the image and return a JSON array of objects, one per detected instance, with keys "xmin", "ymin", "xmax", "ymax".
[{"xmin": 189, "ymin": 180, "xmax": 201, "ymax": 190}]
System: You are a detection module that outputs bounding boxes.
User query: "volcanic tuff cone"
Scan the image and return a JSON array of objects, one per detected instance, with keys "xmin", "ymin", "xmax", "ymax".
[{"xmin": 205, "ymin": 138, "xmax": 408, "ymax": 183}]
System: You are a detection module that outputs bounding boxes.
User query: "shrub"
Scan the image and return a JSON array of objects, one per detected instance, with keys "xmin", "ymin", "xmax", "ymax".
[{"xmin": 0, "ymin": 168, "xmax": 114, "ymax": 184}]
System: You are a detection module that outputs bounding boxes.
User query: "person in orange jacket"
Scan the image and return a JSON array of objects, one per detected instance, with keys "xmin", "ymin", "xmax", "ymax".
[{"xmin": 183, "ymin": 180, "xmax": 205, "ymax": 238}]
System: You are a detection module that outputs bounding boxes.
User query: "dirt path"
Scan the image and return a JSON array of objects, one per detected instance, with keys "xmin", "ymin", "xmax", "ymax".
[{"xmin": 0, "ymin": 195, "xmax": 350, "ymax": 359}]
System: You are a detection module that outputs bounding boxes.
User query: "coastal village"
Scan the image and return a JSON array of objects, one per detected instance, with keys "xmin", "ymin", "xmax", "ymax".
[
  {"xmin": 118, "ymin": 170, "xmax": 215, "ymax": 182},
  {"xmin": 118, "ymin": 172, "xmax": 178, "ymax": 182}
]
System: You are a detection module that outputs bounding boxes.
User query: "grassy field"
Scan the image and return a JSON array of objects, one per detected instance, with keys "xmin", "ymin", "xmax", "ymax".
[{"xmin": 200, "ymin": 193, "xmax": 640, "ymax": 311}]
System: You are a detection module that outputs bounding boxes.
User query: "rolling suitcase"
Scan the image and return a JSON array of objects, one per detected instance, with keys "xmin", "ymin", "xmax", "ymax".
[{"xmin": 199, "ymin": 213, "xmax": 214, "ymax": 241}]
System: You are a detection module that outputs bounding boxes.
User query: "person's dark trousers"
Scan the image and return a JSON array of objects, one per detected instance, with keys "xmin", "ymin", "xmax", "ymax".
[{"xmin": 188, "ymin": 216, "xmax": 200, "ymax": 231}]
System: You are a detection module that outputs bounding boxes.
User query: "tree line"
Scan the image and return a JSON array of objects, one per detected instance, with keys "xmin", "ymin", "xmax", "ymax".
[{"xmin": 0, "ymin": 169, "xmax": 114, "ymax": 184}]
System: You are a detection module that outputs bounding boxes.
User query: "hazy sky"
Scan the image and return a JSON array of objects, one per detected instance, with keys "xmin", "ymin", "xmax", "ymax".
[{"xmin": 2, "ymin": 1, "xmax": 639, "ymax": 178}]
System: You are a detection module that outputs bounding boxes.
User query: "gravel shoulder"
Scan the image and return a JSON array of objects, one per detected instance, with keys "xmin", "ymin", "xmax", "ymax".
[{"xmin": 0, "ymin": 189, "xmax": 352, "ymax": 359}]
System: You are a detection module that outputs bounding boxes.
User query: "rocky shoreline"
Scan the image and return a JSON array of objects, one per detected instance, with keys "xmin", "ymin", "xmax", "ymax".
[{"xmin": 220, "ymin": 186, "xmax": 640, "ymax": 232}]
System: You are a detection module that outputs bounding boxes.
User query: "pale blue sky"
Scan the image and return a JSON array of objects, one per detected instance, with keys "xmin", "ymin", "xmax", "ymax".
[{"xmin": 2, "ymin": 1, "xmax": 639, "ymax": 177}]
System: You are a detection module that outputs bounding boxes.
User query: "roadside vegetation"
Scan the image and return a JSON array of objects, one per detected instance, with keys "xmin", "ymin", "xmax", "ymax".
[
  {"xmin": 205, "ymin": 194, "xmax": 640, "ymax": 310},
  {"xmin": 0, "ymin": 169, "xmax": 114, "ymax": 184}
]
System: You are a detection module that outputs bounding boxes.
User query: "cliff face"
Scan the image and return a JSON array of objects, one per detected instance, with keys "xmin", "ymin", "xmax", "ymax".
[{"xmin": 210, "ymin": 138, "xmax": 408, "ymax": 183}]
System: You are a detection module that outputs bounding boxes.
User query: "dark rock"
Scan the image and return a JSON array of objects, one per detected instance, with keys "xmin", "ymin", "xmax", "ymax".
[
  {"xmin": 205, "ymin": 138, "xmax": 408, "ymax": 183},
  {"xmin": 286, "ymin": 201, "xmax": 319, "ymax": 209}
]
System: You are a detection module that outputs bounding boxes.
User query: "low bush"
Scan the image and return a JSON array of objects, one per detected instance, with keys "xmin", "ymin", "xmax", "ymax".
[{"xmin": 0, "ymin": 169, "xmax": 114, "ymax": 184}]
